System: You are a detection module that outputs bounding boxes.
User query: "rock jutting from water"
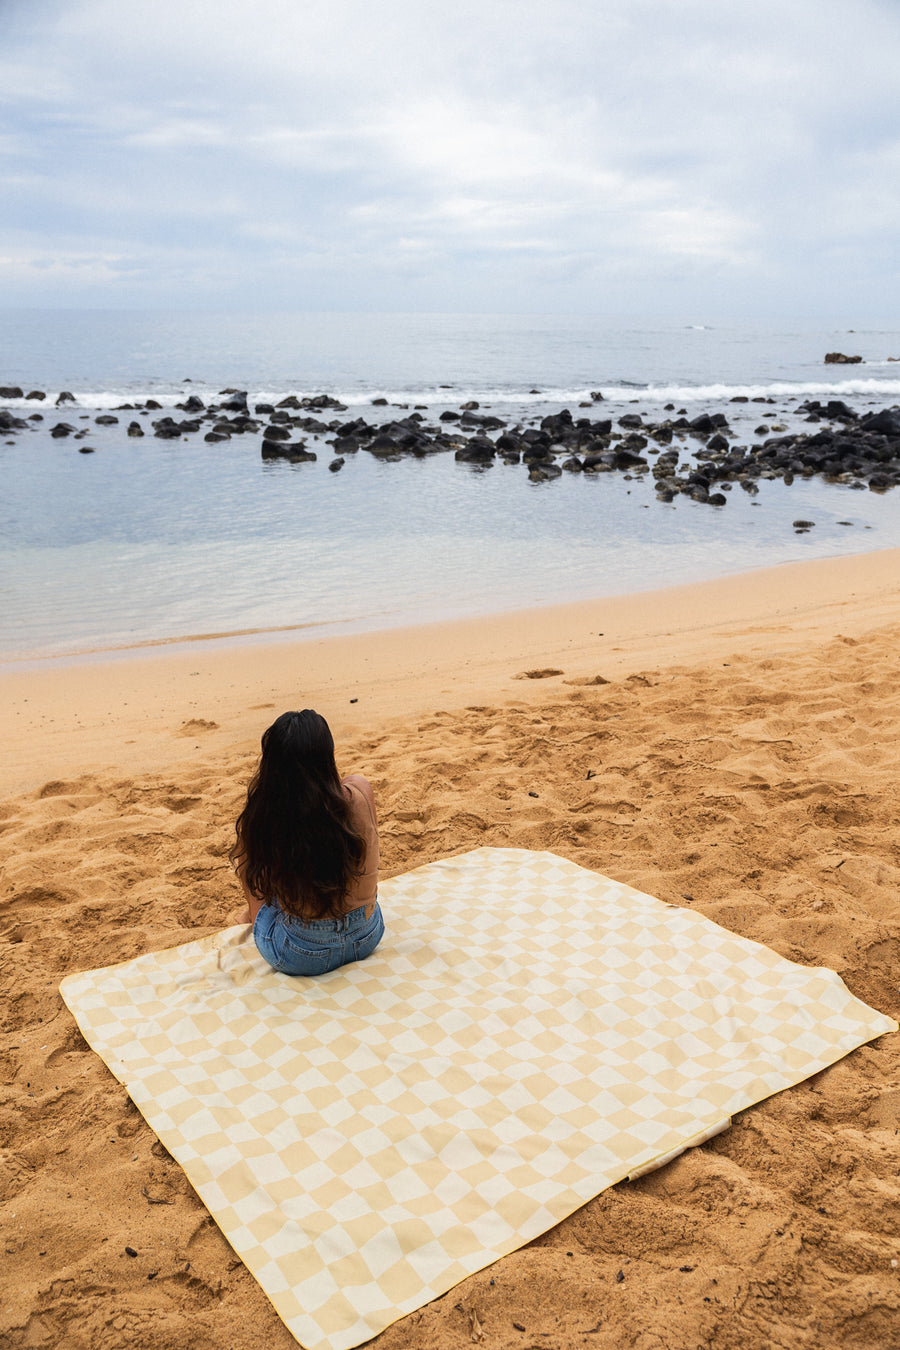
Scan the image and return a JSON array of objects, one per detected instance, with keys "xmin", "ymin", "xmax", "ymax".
[{"xmin": 2, "ymin": 387, "xmax": 899, "ymax": 506}]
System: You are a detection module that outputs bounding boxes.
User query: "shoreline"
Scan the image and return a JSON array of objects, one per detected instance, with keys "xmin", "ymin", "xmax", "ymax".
[
  {"xmin": 4, "ymin": 378, "xmax": 900, "ymax": 665},
  {"xmin": 4, "ymin": 536, "xmax": 896, "ymax": 671},
  {"xmin": 3, "ymin": 544, "xmax": 899, "ymax": 797}
]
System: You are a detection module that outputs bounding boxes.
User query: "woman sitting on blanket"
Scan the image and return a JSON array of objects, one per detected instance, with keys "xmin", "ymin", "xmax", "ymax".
[{"xmin": 232, "ymin": 709, "xmax": 383, "ymax": 975}]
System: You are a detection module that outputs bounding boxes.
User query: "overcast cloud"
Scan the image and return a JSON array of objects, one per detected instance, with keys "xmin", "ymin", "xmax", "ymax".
[{"xmin": 2, "ymin": 0, "xmax": 899, "ymax": 314}]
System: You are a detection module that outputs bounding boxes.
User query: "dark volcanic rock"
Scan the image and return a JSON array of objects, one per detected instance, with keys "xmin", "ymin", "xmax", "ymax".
[
  {"xmin": 614, "ymin": 447, "xmax": 648, "ymax": 469},
  {"xmin": 366, "ymin": 436, "xmax": 402, "ymax": 458},
  {"xmin": 522, "ymin": 442, "xmax": 553, "ymax": 463},
  {"xmin": 862, "ymin": 408, "xmax": 900, "ymax": 436},
  {"xmin": 261, "ymin": 438, "xmax": 316, "ymax": 461},
  {"xmin": 528, "ymin": 462, "xmax": 562, "ymax": 482},
  {"xmin": 151, "ymin": 416, "xmax": 200, "ymax": 439},
  {"xmin": 460, "ymin": 412, "xmax": 506, "ymax": 430},
  {"xmin": 824, "ymin": 352, "xmax": 863, "ymax": 364},
  {"xmin": 455, "ymin": 439, "xmax": 495, "ymax": 463},
  {"xmin": 56, "ymin": 391, "xmax": 76, "ymax": 406},
  {"xmin": 0, "ymin": 386, "xmax": 23, "ymax": 398},
  {"xmin": 26, "ymin": 390, "xmax": 46, "ymax": 401},
  {"xmin": 50, "ymin": 422, "xmax": 75, "ymax": 437},
  {"xmin": 541, "ymin": 410, "xmax": 574, "ymax": 437},
  {"xmin": 800, "ymin": 399, "xmax": 858, "ymax": 421},
  {"xmin": 582, "ymin": 452, "xmax": 616, "ymax": 473}
]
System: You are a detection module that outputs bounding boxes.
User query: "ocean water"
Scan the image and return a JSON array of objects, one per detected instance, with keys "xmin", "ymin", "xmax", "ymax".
[{"xmin": 2, "ymin": 310, "xmax": 899, "ymax": 662}]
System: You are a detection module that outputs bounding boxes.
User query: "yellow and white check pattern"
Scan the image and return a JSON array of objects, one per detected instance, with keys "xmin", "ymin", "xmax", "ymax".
[{"xmin": 60, "ymin": 848, "xmax": 896, "ymax": 1350}]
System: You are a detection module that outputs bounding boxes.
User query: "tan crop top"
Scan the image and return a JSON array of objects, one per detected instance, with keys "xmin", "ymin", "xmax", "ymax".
[{"xmin": 342, "ymin": 778, "xmax": 379, "ymax": 916}]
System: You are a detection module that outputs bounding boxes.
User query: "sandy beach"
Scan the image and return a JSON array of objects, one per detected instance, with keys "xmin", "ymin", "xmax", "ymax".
[{"xmin": 2, "ymin": 547, "xmax": 900, "ymax": 1348}]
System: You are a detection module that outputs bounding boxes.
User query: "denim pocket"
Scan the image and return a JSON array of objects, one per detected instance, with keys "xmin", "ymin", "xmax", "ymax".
[
  {"xmin": 279, "ymin": 931, "xmax": 342, "ymax": 975},
  {"xmin": 352, "ymin": 910, "xmax": 384, "ymax": 963}
]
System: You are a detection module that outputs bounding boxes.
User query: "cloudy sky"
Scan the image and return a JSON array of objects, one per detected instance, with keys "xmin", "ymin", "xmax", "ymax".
[{"xmin": 2, "ymin": 0, "xmax": 899, "ymax": 315}]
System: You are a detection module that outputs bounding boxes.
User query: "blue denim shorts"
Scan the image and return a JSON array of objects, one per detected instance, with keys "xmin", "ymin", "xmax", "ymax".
[{"xmin": 253, "ymin": 900, "xmax": 384, "ymax": 976}]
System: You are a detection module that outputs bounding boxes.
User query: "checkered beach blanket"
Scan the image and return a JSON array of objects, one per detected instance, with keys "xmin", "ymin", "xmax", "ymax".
[{"xmin": 60, "ymin": 848, "xmax": 896, "ymax": 1350}]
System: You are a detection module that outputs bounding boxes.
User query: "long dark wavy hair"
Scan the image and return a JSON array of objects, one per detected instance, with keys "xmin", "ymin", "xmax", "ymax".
[{"xmin": 231, "ymin": 710, "xmax": 366, "ymax": 920}]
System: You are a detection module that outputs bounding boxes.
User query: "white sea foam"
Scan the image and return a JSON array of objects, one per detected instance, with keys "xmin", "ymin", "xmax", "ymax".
[
  {"xmin": 5, "ymin": 374, "xmax": 900, "ymax": 417},
  {"xmin": 596, "ymin": 378, "xmax": 900, "ymax": 405}
]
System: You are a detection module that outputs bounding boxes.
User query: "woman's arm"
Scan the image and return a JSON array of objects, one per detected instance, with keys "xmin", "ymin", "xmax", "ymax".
[
  {"xmin": 234, "ymin": 854, "xmax": 267, "ymax": 925},
  {"xmin": 342, "ymin": 773, "xmax": 378, "ymax": 824}
]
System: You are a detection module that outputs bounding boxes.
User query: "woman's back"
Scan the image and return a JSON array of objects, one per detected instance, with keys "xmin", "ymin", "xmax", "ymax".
[{"xmin": 339, "ymin": 776, "xmax": 379, "ymax": 918}]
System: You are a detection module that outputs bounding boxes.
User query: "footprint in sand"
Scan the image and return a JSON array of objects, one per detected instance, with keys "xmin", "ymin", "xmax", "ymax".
[{"xmin": 177, "ymin": 718, "xmax": 219, "ymax": 736}]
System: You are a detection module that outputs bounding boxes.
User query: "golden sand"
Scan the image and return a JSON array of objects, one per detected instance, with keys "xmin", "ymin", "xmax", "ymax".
[{"xmin": 2, "ymin": 547, "xmax": 899, "ymax": 1348}]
